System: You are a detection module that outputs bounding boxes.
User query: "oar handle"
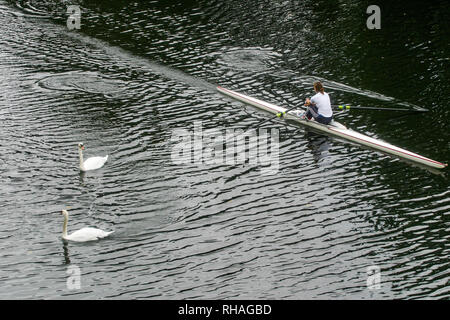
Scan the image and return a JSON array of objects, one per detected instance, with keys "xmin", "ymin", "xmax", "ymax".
[{"xmin": 333, "ymin": 105, "xmax": 428, "ymax": 112}]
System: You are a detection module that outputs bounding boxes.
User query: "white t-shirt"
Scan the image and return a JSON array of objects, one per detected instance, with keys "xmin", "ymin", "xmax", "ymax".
[{"xmin": 311, "ymin": 92, "xmax": 333, "ymax": 117}]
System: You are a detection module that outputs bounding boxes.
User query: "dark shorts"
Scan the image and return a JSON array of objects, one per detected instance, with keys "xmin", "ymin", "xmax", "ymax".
[{"xmin": 306, "ymin": 105, "xmax": 333, "ymax": 125}]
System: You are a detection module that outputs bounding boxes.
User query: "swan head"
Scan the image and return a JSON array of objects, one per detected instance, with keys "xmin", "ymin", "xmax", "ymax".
[
  {"xmin": 78, "ymin": 143, "xmax": 85, "ymax": 150},
  {"xmin": 61, "ymin": 209, "xmax": 69, "ymax": 218}
]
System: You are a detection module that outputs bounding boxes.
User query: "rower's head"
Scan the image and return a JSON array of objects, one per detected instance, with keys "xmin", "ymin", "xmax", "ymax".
[{"xmin": 313, "ymin": 81, "xmax": 325, "ymax": 94}]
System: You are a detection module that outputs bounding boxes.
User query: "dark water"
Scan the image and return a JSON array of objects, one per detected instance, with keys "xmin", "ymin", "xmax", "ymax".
[{"xmin": 0, "ymin": 0, "xmax": 449, "ymax": 299}]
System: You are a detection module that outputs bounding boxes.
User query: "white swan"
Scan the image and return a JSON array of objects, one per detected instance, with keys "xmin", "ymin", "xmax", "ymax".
[
  {"xmin": 61, "ymin": 209, "xmax": 114, "ymax": 242},
  {"xmin": 78, "ymin": 142, "xmax": 108, "ymax": 171}
]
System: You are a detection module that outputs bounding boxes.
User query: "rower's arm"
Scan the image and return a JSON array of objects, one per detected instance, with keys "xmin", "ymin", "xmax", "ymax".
[{"xmin": 304, "ymin": 98, "xmax": 316, "ymax": 106}]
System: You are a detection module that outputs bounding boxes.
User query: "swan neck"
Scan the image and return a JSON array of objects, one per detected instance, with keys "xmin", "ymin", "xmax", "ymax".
[
  {"xmin": 62, "ymin": 213, "xmax": 68, "ymax": 237},
  {"xmin": 79, "ymin": 148, "xmax": 84, "ymax": 170}
]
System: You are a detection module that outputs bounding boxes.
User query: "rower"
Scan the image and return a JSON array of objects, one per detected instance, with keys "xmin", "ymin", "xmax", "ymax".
[{"xmin": 303, "ymin": 81, "xmax": 333, "ymax": 125}]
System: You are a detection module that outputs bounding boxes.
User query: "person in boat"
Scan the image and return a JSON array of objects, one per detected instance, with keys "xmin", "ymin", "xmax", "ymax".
[{"xmin": 303, "ymin": 81, "xmax": 333, "ymax": 125}]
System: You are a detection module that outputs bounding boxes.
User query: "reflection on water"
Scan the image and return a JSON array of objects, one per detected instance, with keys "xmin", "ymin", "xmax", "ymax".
[
  {"xmin": 62, "ymin": 242, "xmax": 71, "ymax": 265},
  {"xmin": 305, "ymin": 132, "xmax": 332, "ymax": 163}
]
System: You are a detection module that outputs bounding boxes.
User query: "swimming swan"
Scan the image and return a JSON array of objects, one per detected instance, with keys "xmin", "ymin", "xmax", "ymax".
[
  {"xmin": 78, "ymin": 142, "xmax": 108, "ymax": 171},
  {"xmin": 61, "ymin": 209, "xmax": 114, "ymax": 242}
]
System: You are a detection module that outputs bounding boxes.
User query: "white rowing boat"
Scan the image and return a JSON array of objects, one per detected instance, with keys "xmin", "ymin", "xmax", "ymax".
[{"xmin": 217, "ymin": 86, "xmax": 447, "ymax": 169}]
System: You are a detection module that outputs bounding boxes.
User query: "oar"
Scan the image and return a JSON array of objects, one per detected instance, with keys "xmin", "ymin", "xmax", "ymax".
[
  {"xmin": 251, "ymin": 103, "xmax": 305, "ymax": 128},
  {"xmin": 333, "ymin": 104, "xmax": 428, "ymax": 112},
  {"xmin": 218, "ymin": 103, "xmax": 305, "ymax": 148}
]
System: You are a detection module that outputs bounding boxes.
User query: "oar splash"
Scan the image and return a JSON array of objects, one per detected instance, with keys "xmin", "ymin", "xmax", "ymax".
[{"xmin": 334, "ymin": 105, "xmax": 428, "ymax": 112}]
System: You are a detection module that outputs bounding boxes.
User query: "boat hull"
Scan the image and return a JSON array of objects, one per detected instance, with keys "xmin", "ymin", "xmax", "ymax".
[{"xmin": 217, "ymin": 86, "xmax": 447, "ymax": 169}]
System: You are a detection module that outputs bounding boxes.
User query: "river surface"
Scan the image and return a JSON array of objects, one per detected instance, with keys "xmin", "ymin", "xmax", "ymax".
[{"xmin": 0, "ymin": 0, "xmax": 449, "ymax": 299}]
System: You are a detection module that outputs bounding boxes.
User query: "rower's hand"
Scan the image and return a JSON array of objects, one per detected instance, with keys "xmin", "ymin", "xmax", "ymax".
[{"xmin": 304, "ymin": 98, "xmax": 311, "ymax": 106}]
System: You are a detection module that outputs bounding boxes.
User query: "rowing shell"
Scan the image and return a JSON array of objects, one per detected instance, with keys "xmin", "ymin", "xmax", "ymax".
[{"xmin": 217, "ymin": 86, "xmax": 447, "ymax": 169}]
